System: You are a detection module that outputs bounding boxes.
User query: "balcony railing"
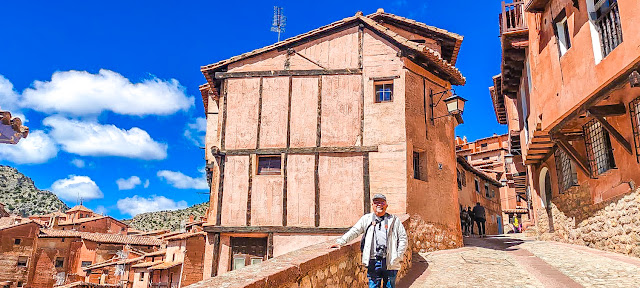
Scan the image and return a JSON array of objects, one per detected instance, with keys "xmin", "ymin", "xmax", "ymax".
[
  {"xmin": 595, "ymin": 2, "xmax": 623, "ymax": 57},
  {"xmin": 500, "ymin": 1, "xmax": 528, "ymax": 35}
]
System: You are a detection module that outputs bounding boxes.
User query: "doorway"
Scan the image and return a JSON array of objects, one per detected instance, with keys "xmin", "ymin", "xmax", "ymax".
[{"xmin": 539, "ymin": 167, "xmax": 555, "ymax": 232}]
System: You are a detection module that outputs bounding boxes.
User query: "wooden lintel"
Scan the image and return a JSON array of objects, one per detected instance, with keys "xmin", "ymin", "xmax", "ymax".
[
  {"xmin": 222, "ymin": 146, "xmax": 378, "ymax": 156},
  {"xmin": 554, "ymin": 135, "xmax": 592, "ymax": 177},
  {"xmin": 587, "ymin": 104, "xmax": 626, "ymax": 117},
  {"xmin": 215, "ymin": 69, "xmax": 362, "ymax": 79},
  {"xmin": 203, "ymin": 225, "xmax": 349, "ymax": 234},
  {"xmin": 593, "ymin": 115, "xmax": 633, "ymax": 155}
]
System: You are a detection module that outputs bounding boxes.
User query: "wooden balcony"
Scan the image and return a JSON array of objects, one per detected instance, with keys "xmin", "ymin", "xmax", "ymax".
[
  {"xmin": 499, "ymin": 1, "xmax": 529, "ymax": 99},
  {"xmin": 500, "ymin": 1, "xmax": 528, "ymax": 35},
  {"xmin": 525, "ymin": 0, "xmax": 550, "ymax": 13},
  {"xmin": 490, "ymin": 75, "xmax": 507, "ymax": 125},
  {"xmin": 595, "ymin": 2, "xmax": 623, "ymax": 57}
]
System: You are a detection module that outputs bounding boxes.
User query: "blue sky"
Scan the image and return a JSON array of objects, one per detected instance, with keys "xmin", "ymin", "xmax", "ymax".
[{"xmin": 0, "ymin": 0, "xmax": 505, "ymax": 219}]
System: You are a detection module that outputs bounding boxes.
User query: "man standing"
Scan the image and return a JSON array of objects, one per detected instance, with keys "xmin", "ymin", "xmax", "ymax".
[
  {"xmin": 467, "ymin": 206, "xmax": 475, "ymax": 236},
  {"xmin": 472, "ymin": 202, "xmax": 486, "ymax": 237},
  {"xmin": 330, "ymin": 194, "xmax": 408, "ymax": 288}
]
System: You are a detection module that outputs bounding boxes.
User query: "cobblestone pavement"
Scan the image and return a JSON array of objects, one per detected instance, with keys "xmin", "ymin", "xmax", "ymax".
[{"xmin": 398, "ymin": 234, "xmax": 640, "ymax": 288}]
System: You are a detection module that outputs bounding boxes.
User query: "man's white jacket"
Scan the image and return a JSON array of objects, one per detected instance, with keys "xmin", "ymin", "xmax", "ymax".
[{"xmin": 336, "ymin": 213, "xmax": 408, "ymax": 270}]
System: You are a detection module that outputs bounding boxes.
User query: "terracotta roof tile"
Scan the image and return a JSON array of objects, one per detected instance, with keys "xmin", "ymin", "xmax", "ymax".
[
  {"xmin": 149, "ymin": 261, "xmax": 182, "ymax": 270},
  {"xmin": 200, "ymin": 12, "xmax": 465, "ymax": 86},
  {"xmin": 144, "ymin": 249, "xmax": 167, "ymax": 257},
  {"xmin": 67, "ymin": 205, "xmax": 94, "ymax": 213},
  {"xmin": 40, "ymin": 229, "xmax": 163, "ymax": 246},
  {"xmin": 132, "ymin": 261, "xmax": 164, "ymax": 268},
  {"xmin": 164, "ymin": 231, "xmax": 206, "ymax": 241}
]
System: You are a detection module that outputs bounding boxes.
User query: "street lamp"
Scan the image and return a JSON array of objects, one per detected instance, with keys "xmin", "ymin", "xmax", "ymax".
[{"xmin": 430, "ymin": 89, "xmax": 467, "ymax": 123}]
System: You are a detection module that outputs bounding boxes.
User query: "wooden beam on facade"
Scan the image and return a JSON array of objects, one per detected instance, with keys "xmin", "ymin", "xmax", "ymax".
[
  {"xmin": 314, "ymin": 153, "xmax": 320, "ymax": 227},
  {"xmin": 204, "ymin": 225, "xmax": 349, "ymax": 234},
  {"xmin": 363, "ymin": 153, "xmax": 370, "ymax": 214},
  {"xmin": 587, "ymin": 103, "xmax": 626, "ymax": 117},
  {"xmin": 215, "ymin": 156, "xmax": 226, "ymax": 226},
  {"xmin": 215, "ymin": 69, "xmax": 362, "ymax": 79},
  {"xmin": 221, "ymin": 146, "xmax": 379, "ymax": 156},
  {"xmin": 211, "ymin": 232, "xmax": 220, "ymax": 277},
  {"xmin": 593, "ymin": 115, "xmax": 633, "ymax": 154},
  {"xmin": 554, "ymin": 134, "xmax": 592, "ymax": 177}
]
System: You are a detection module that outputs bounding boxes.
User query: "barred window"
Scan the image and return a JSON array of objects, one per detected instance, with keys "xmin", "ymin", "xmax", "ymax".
[
  {"xmin": 554, "ymin": 148, "xmax": 578, "ymax": 193},
  {"xmin": 584, "ymin": 119, "xmax": 616, "ymax": 175},
  {"xmin": 630, "ymin": 96, "xmax": 640, "ymax": 162}
]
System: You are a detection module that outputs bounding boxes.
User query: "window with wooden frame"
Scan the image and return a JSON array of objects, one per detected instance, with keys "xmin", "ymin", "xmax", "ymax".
[
  {"xmin": 55, "ymin": 257, "xmax": 64, "ymax": 268},
  {"xmin": 584, "ymin": 119, "xmax": 616, "ymax": 175},
  {"xmin": 554, "ymin": 9, "xmax": 572, "ymax": 57},
  {"xmin": 256, "ymin": 155, "xmax": 282, "ymax": 175},
  {"xmin": 14, "ymin": 238, "xmax": 21, "ymax": 245},
  {"xmin": 554, "ymin": 148, "xmax": 578, "ymax": 193},
  {"xmin": 456, "ymin": 169, "xmax": 463, "ymax": 190},
  {"xmin": 485, "ymin": 183, "xmax": 490, "ymax": 198},
  {"xmin": 474, "ymin": 179, "xmax": 480, "ymax": 193},
  {"xmin": 413, "ymin": 151, "xmax": 427, "ymax": 180},
  {"xmin": 230, "ymin": 237, "xmax": 267, "ymax": 271},
  {"xmin": 81, "ymin": 261, "xmax": 92, "ymax": 267},
  {"xmin": 629, "ymin": 96, "xmax": 640, "ymax": 162},
  {"xmin": 17, "ymin": 256, "xmax": 28, "ymax": 267},
  {"xmin": 592, "ymin": 0, "xmax": 623, "ymax": 57},
  {"xmin": 374, "ymin": 80, "xmax": 393, "ymax": 103}
]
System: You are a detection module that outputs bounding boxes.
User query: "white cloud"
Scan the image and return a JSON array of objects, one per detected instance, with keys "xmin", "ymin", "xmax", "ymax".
[
  {"xmin": 117, "ymin": 195, "xmax": 188, "ymax": 216},
  {"xmin": 0, "ymin": 75, "xmax": 27, "ymax": 122},
  {"xmin": 43, "ymin": 116, "xmax": 167, "ymax": 160},
  {"xmin": 184, "ymin": 117, "xmax": 206, "ymax": 146},
  {"xmin": 50, "ymin": 175, "xmax": 103, "ymax": 202},
  {"xmin": 70, "ymin": 158, "xmax": 85, "ymax": 168},
  {"xmin": 94, "ymin": 205, "xmax": 108, "ymax": 215},
  {"xmin": 22, "ymin": 69, "xmax": 193, "ymax": 116},
  {"xmin": 157, "ymin": 170, "xmax": 208, "ymax": 190},
  {"xmin": 116, "ymin": 176, "xmax": 142, "ymax": 190},
  {"xmin": 143, "ymin": 179, "xmax": 150, "ymax": 188},
  {"xmin": 0, "ymin": 130, "xmax": 58, "ymax": 164}
]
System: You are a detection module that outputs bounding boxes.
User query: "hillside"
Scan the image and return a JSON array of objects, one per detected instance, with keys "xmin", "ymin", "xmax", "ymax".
[
  {"xmin": 127, "ymin": 202, "xmax": 208, "ymax": 232},
  {"xmin": 0, "ymin": 166, "xmax": 69, "ymax": 216}
]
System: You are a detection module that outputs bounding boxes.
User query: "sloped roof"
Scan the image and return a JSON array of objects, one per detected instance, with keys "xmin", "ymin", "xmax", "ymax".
[
  {"xmin": 201, "ymin": 11, "xmax": 464, "ymax": 86},
  {"xmin": 149, "ymin": 261, "xmax": 182, "ymax": 270},
  {"xmin": 131, "ymin": 261, "xmax": 163, "ymax": 268},
  {"xmin": 0, "ymin": 217, "xmax": 39, "ymax": 231},
  {"xmin": 456, "ymin": 156, "xmax": 502, "ymax": 186},
  {"xmin": 57, "ymin": 216, "xmax": 128, "ymax": 227},
  {"xmin": 40, "ymin": 229, "xmax": 163, "ymax": 246},
  {"xmin": 164, "ymin": 231, "xmax": 206, "ymax": 241},
  {"xmin": 67, "ymin": 205, "xmax": 94, "ymax": 213},
  {"xmin": 367, "ymin": 10, "xmax": 463, "ymax": 65},
  {"xmin": 144, "ymin": 249, "xmax": 167, "ymax": 257}
]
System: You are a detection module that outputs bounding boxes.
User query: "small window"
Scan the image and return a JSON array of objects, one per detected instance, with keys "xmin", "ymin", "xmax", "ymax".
[
  {"xmin": 61, "ymin": 238, "xmax": 65, "ymax": 242},
  {"xmin": 374, "ymin": 80, "xmax": 393, "ymax": 103},
  {"xmin": 482, "ymin": 157, "xmax": 490, "ymax": 161},
  {"xmin": 81, "ymin": 261, "xmax": 92, "ymax": 267},
  {"xmin": 480, "ymin": 143, "xmax": 488, "ymax": 148},
  {"xmin": 55, "ymin": 257, "xmax": 64, "ymax": 268},
  {"xmin": 630, "ymin": 96, "xmax": 640, "ymax": 162},
  {"xmin": 474, "ymin": 179, "xmax": 480, "ymax": 193},
  {"xmin": 555, "ymin": 148, "xmax": 578, "ymax": 193},
  {"xmin": 413, "ymin": 152, "xmax": 420, "ymax": 179},
  {"xmin": 554, "ymin": 10, "xmax": 571, "ymax": 56},
  {"xmin": 485, "ymin": 183, "xmax": 490, "ymax": 198},
  {"xmin": 409, "ymin": 39, "xmax": 426, "ymax": 44},
  {"xmin": 17, "ymin": 256, "xmax": 28, "ymax": 267},
  {"xmin": 412, "ymin": 151, "xmax": 427, "ymax": 180},
  {"xmin": 17, "ymin": 282, "xmax": 23, "ymax": 288},
  {"xmin": 456, "ymin": 169, "xmax": 463, "ymax": 190},
  {"xmin": 257, "ymin": 156, "xmax": 282, "ymax": 175},
  {"xmin": 14, "ymin": 238, "xmax": 21, "ymax": 245},
  {"xmin": 250, "ymin": 258, "xmax": 263, "ymax": 265},
  {"xmin": 584, "ymin": 119, "xmax": 616, "ymax": 175}
]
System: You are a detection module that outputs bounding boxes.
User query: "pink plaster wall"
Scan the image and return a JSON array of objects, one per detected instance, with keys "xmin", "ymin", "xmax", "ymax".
[
  {"xmin": 225, "ymin": 78, "xmax": 260, "ymax": 149},
  {"xmin": 320, "ymin": 75, "xmax": 362, "ymax": 147},
  {"xmin": 251, "ymin": 173, "xmax": 284, "ymax": 226},
  {"xmin": 216, "ymin": 235, "xmax": 231, "ymax": 274},
  {"xmin": 318, "ymin": 153, "xmax": 364, "ymax": 227},
  {"xmin": 259, "ymin": 77, "xmax": 289, "ymax": 148},
  {"xmin": 286, "ymin": 154, "xmax": 316, "ymax": 227},
  {"xmin": 272, "ymin": 234, "xmax": 341, "ymax": 257},
  {"xmin": 221, "ymin": 156, "xmax": 249, "ymax": 226},
  {"xmin": 289, "ymin": 77, "xmax": 319, "ymax": 148}
]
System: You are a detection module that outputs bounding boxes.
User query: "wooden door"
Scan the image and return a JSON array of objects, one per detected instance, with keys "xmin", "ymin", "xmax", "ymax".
[{"xmin": 230, "ymin": 237, "xmax": 267, "ymax": 271}]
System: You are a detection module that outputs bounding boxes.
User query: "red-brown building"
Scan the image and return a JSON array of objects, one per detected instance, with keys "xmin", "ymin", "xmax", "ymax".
[
  {"xmin": 491, "ymin": 0, "xmax": 640, "ymax": 256},
  {"xmin": 200, "ymin": 9, "xmax": 467, "ymax": 274},
  {"xmin": 0, "ymin": 216, "xmax": 40, "ymax": 288},
  {"xmin": 456, "ymin": 156, "xmax": 503, "ymax": 235}
]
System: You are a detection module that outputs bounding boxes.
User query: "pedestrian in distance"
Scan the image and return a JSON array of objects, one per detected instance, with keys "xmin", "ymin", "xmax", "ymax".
[
  {"xmin": 467, "ymin": 206, "xmax": 475, "ymax": 236},
  {"xmin": 460, "ymin": 205, "xmax": 470, "ymax": 236},
  {"xmin": 330, "ymin": 194, "xmax": 408, "ymax": 288},
  {"xmin": 472, "ymin": 202, "xmax": 487, "ymax": 237}
]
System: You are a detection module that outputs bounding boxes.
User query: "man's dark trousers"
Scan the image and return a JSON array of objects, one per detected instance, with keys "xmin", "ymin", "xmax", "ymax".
[
  {"xmin": 367, "ymin": 259, "xmax": 397, "ymax": 288},
  {"xmin": 475, "ymin": 218, "xmax": 486, "ymax": 236}
]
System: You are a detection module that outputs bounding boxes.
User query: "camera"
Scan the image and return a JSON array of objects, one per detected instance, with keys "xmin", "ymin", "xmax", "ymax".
[{"xmin": 374, "ymin": 245, "xmax": 387, "ymax": 260}]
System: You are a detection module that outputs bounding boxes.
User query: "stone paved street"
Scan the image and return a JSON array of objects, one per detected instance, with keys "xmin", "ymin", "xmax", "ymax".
[{"xmin": 398, "ymin": 234, "xmax": 640, "ymax": 288}]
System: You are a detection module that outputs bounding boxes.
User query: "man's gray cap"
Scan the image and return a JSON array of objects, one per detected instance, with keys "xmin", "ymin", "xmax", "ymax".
[{"xmin": 372, "ymin": 194, "xmax": 386, "ymax": 201}]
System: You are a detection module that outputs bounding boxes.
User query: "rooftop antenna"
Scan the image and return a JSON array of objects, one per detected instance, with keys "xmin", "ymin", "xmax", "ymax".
[{"xmin": 271, "ymin": 6, "xmax": 286, "ymax": 42}]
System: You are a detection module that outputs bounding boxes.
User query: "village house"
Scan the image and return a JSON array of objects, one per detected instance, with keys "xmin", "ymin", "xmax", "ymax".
[
  {"xmin": 0, "ymin": 213, "xmax": 40, "ymax": 288},
  {"xmin": 456, "ymin": 134, "xmax": 530, "ymax": 228},
  {"xmin": 199, "ymin": 9, "xmax": 467, "ymax": 274},
  {"xmin": 456, "ymin": 156, "xmax": 503, "ymax": 235},
  {"xmin": 491, "ymin": 0, "xmax": 640, "ymax": 256},
  {"xmin": 30, "ymin": 206, "xmax": 128, "ymax": 235}
]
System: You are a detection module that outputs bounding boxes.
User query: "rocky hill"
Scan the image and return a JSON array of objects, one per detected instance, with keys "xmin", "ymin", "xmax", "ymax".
[
  {"xmin": 127, "ymin": 202, "xmax": 208, "ymax": 232},
  {"xmin": 0, "ymin": 166, "xmax": 69, "ymax": 216}
]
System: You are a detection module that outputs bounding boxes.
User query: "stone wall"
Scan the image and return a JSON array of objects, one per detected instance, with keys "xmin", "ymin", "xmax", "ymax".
[
  {"xmin": 186, "ymin": 216, "xmax": 413, "ymax": 288},
  {"xmin": 409, "ymin": 215, "xmax": 463, "ymax": 252},
  {"xmin": 535, "ymin": 186, "xmax": 640, "ymax": 258}
]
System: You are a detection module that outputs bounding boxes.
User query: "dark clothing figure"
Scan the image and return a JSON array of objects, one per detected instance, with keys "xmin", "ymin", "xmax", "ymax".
[
  {"xmin": 467, "ymin": 207, "xmax": 475, "ymax": 235},
  {"xmin": 472, "ymin": 203, "xmax": 486, "ymax": 236}
]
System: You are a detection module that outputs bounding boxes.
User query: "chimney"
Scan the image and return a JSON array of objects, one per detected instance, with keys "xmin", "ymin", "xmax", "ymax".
[{"xmin": 188, "ymin": 215, "xmax": 194, "ymax": 223}]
